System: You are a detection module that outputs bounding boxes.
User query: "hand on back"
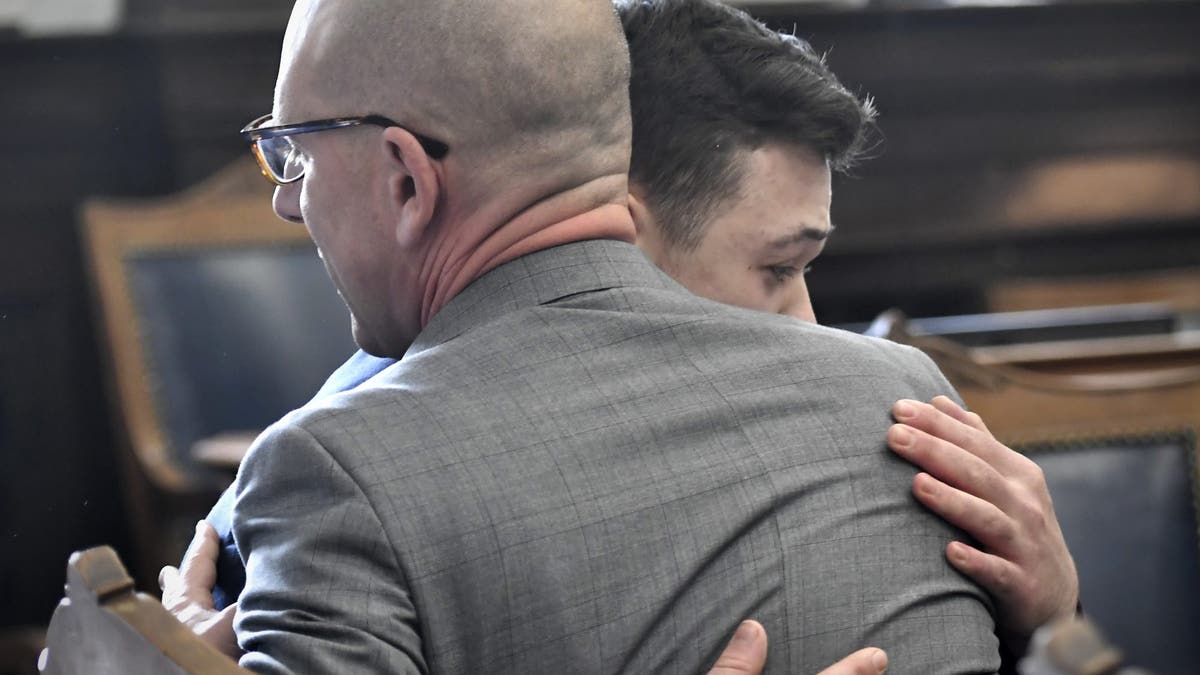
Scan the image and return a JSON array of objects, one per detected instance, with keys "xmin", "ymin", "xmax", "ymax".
[
  {"xmin": 165, "ymin": 395, "xmax": 1073, "ymax": 670},
  {"xmin": 159, "ymin": 521, "xmax": 241, "ymax": 660},
  {"xmin": 887, "ymin": 395, "xmax": 1080, "ymax": 640},
  {"xmin": 709, "ymin": 621, "xmax": 886, "ymax": 675},
  {"xmin": 163, "ymin": 524, "xmax": 886, "ymax": 673}
]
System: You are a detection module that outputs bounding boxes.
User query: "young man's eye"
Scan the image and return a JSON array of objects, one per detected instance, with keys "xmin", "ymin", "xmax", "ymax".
[
  {"xmin": 768, "ymin": 265, "xmax": 797, "ymax": 282},
  {"xmin": 767, "ymin": 264, "xmax": 813, "ymax": 283}
]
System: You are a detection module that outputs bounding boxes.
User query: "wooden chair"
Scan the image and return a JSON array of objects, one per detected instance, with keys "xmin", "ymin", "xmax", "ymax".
[
  {"xmin": 38, "ymin": 546, "xmax": 249, "ymax": 675},
  {"xmin": 870, "ymin": 308, "xmax": 1200, "ymax": 444},
  {"xmin": 81, "ymin": 160, "xmax": 357, "ymax": 585},
  {"xmin": 876, "ymin": 309, "xmax": 1200, "ymax": 675}
]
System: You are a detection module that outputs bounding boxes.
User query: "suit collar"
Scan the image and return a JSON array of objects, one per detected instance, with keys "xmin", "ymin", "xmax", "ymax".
[{"xmin": 407, "ymin": 239, "xmax": 673, "ymax": 356}]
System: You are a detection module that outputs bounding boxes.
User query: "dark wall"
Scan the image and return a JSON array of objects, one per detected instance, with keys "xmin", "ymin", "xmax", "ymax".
[
  {"xmin": 0, "ymin": 29, "xmax": 280, "ymax": 627},
  {"xmin": 752, "ymin": 1, "xmax": 1200, "ymax": 322},
  {"xmin": 1, "ymin": 0, "xmax": 1197, "ymax": 627}
]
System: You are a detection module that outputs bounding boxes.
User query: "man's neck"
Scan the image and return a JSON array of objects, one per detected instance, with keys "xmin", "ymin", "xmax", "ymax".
[{"xmin": 417, "ymin": 174, "xmax": 636, "ymax": 327}]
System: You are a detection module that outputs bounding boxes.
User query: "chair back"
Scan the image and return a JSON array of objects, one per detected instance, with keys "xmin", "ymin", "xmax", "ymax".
[
  {"xmin": 39, "ymin": 546, "xmax": 249, "ymax": 675},
  {"xmin": 1021, "ymin": 431, "xmax": 1199, "ymax": 675},
  {"xmin": 81, "ymin": 160, "xmax": 357, "ymax": 581}
]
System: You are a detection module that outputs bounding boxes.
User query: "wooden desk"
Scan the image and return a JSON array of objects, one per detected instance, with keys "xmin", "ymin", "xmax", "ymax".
[{"xmin": 191, "ymin": 432, "xmax": 260, "ymax": 473}]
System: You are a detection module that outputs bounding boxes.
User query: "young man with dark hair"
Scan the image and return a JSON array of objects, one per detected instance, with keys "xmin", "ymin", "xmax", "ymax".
[{"xmin": 620, "ymin": 2, "xmax": 1076, "ymax": 658}]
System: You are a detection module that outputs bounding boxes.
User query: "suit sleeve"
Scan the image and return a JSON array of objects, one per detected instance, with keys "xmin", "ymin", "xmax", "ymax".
[
  {"xmin": 890, "ymin": 341, "xmax": 969, "ymax": 408},
  {"xmin": 907, "ymin": 345, "xmax": 1032, "ymax": 673},
  {"xmin": 231, "ymin": 422, "xmax": 427, "ymax": 675}
]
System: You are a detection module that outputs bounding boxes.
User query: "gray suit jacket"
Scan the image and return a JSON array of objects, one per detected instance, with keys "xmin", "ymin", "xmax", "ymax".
[{"xmin": 231, "ymin": 240, "xmax": 999, "ymax": 674}]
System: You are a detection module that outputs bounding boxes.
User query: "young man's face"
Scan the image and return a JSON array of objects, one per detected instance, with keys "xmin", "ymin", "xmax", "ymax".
[{"xmin": 638, "ymin": 143, "xmax": 832, "ymax": 323}]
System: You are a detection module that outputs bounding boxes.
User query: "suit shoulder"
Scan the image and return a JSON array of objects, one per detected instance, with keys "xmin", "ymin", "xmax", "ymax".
[{"xmin": 714, "ymin": 303, "xmax": 941, "ymax": 370}]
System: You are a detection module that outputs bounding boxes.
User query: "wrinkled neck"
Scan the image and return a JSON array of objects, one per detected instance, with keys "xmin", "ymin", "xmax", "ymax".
[{"xmin": 417, "ymin": 192, "xmax": 635, "ymax": 327}]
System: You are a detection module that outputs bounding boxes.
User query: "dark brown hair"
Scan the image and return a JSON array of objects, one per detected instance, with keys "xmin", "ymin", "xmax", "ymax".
[{"xmin": 618, "ymin": 0, "xmax": 876, "ymax": 249}]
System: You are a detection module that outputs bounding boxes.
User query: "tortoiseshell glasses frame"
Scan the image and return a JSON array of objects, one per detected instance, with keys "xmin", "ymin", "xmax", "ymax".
[{"xmin": 239, "ymin": 113, "xmax": 449, "ymax": 186}]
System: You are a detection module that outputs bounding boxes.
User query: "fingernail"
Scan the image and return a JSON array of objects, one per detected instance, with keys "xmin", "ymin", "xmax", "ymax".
[
  {"xmin": 949, "ymin": 542, "xmax": 968, "ymax": 565},
  {"xmin": 195, "ymin": 520, "xmax": 206, "ymax": 533},
  {"xmin": 890, "ymin": 425, "xmax": 912, "ymax": 448},
  {"xmin": 872, "ymin": 648, "xmax": 888, "ymax": 672},
  {"xmin": 915, "ymin": 473, "xmax": 936, "ymax": 497},
  {"xmin": 894, "ymin": 400, "xmax": 916, "ymax": 420},
  {"xmin": 731, "ymin": 620, "xmax": 758, "ymax": 648}
]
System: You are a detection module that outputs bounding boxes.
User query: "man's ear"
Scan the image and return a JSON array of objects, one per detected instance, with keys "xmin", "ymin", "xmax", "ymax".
[
  {"xmin": 627, "ymin": 182, "xmax": 657, "ymax": 245},
  {"xmin": 628, "ymin": 182, "xmax": 674, "ymax": 269},
  {"xmin": 380, "ymin": 126, "xmax": 442, "ymax": 249}
]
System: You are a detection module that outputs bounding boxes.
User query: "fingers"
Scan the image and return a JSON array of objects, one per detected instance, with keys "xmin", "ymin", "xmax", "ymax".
[
  {"xmin": 889, "ymin": 423, "xmax": 1012, "ymax": 510},
  {"xmin": 944, "ymin": 541, "xmax": 1024, "ymax": 606},
  {"xmin": 893, "ymin": 399, "xmax": 1009, "ymax": 471},
  {"xmin": 159, "ymin": 565, "xmax": 183, "ymax": 609},
  {"xmin": 197, "ymin": 604, "xmax": 243, "ymax": 660},
  {"xmin": 929, "ymin": 396, "xmax": 988, "ymax": 433},
  {"xmin": 159, "ymin": 565, "xmax": 205, "ymax": 616},
  {"xmin": 162, "ymin": 521, "xmax": 220, "ymax": 613},
  {"xmin": 708, "ymin": 621, "xmax": 768, "ymax": 675},
  {"xmin": 179, "ymin": 521, "xmax": 220, "ymax": 603},
  {"xmin": 816, "ymin": 648, "xmax": 888, "ymax": 675},
  {"xmin": 911, "ymin": 473, "xmax": 1018, "ymax": 553},
  {"xmin": 896, "ymin": 397, "xmax": 1082, "ymax": 639},
  {"xmin": 159, "ymin": 565, "xmax": 178, "ymax": 592}
]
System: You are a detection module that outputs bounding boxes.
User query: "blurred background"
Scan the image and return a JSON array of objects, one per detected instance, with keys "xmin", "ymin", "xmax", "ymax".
[{"xmin": 1, "ymin": 0, "xmax": 1197, "ymax": 671}]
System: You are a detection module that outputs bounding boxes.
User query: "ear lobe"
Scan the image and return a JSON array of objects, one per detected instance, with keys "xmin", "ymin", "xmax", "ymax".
[
  {"xmin": 628, "ymin": 182, "xmax": 676, "ymax": 268},
  {"xmin": 627, "ymin": 183, "xmax": 660, "ymax": 245},
  {"xmin": 381, "ymin": 127, "xmax": 441, "ymax": 249}
]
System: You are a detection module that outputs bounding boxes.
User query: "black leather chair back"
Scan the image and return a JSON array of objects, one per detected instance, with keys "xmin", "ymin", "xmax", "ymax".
[
  {"xmin": 1023, "ymin": 430, "xmax": 1200, "ymax": 675},
  {"xmin": 127, "ymin": 244, "xmax": 356, "ymax": 481}
]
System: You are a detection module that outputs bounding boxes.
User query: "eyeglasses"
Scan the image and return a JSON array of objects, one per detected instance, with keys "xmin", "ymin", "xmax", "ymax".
[{"xmin": 239, "ymin": 114, "xmax": 450, "ymax": 186}]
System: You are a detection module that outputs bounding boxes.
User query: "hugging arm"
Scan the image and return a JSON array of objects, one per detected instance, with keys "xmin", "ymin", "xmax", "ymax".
[
  {"xmin": 160, "ymin": 521, "xmax": 241, "ymax": 659},
  {"xmin": 230, "ymin": 424, "xmax": 426, "ymax": 675},
  {"xmin": 889, "ymin": 395, "xmax": 1080, "ymax": 652}
]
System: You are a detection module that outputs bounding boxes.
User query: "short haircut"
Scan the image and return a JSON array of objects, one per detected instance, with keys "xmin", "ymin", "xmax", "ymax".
[
  {"xmin": 296, "ymin": 0, "xmax": 632, "ymax": 188},
  {"xmin": 618, "ymin": 0, "xmax": 876, "ymax": 249}
]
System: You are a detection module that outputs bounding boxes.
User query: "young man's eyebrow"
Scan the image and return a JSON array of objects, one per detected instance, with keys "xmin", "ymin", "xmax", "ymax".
[{"xmin": 768, "ymin": 223, "xmax": 835, "ymax": 249}]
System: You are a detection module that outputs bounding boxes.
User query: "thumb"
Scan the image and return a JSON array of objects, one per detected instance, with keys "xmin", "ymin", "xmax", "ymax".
[
  {"xmin": 817, "ymin": 647, "xmax": 888, "ymax": 675},
  {"xmin": 180, "ymin": 521, "xmax": 220, "ymax": 599},
  {"xmin": 708, "ymin": 620, "xmax": 768, "ymax": 675}
]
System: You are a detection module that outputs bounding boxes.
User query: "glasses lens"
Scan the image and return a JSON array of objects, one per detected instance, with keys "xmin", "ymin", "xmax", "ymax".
[{"xmin": 258, "ymin": 136, "xmax": 305, "ymax": 183}]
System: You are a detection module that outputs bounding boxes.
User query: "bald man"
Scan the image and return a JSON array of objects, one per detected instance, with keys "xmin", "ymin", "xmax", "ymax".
[{"xmin": 205, "ymin": 0, "xmax": 1008, "ymax": 672}]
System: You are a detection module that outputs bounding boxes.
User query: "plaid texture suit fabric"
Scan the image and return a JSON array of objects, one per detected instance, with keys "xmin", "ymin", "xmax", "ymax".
[{"xmin": 231, "ymin": 240, "xmax": 1000, "ymax": 674}]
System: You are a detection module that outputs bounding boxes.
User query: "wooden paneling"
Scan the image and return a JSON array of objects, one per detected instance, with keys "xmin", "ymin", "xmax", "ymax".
[
  {"xmin": 123, "ymin": 0, "xmax": 291, "ymax": 33},
  {"xmin": 0, "ymin": 27, "xmax": 278, "ymax": 627},
  {"xmin": 988, "ymin": 268, "xmax": 1200, "ymax": 313},
  {"xmin": 770, "ymin": 0, "xmax": 1200, "ymax": 323},
  {"xmin": 147, "ymin": 32, "xmax": 280, "ymax": 186},
  {"xmin": 0, "ymin": 35, "xmax": 166, "ymax": 628}
]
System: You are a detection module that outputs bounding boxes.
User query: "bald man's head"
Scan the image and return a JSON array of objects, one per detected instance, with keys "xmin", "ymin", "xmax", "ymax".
[{"xmin": 277, "ymin": 0, "xmax": 632, "ymax": 191}]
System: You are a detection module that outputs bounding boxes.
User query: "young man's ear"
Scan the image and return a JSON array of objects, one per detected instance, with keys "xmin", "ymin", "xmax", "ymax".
[
  {"xmin": 627, "ymin": 183, "xmax": 655, "ymax": 241},
  {"xmin": 628, "ymin": 182, "xmax": 670, "ymax": 265},
  {"xmin": 380, "ymin": 126, "xmax": 442, "ymax": 249}
]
